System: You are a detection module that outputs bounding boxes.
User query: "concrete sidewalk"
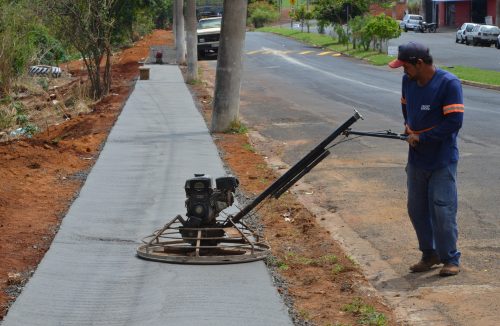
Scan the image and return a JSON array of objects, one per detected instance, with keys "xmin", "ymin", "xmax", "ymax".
[{"xmin": 3, "ymin": 65, "xmax": 292, "ymax": 325}]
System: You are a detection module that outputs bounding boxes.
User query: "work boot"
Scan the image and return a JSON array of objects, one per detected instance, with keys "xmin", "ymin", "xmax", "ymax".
[
  {"xmin": 439, "ymin": 263, "xmax": 460, "ymax": 277},
  {"xmin": 409, "ymin": 255, "xmax": 441, "ymax": 272}
]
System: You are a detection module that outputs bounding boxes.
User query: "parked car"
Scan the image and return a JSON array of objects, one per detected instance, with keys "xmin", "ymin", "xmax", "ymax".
[
  {"xmin": 399, "ymin": 14, "xmax": 424, "ymax": 32},
  {"xmin": 456, "ymin": 22, "xmax": 479, "ymax": 43},
  {"xmin": 465, "ymin": 24, "xmax": 500, "ymax": 46},
  {"xmin": 197, "ymin": 17, "xmax": 222, "ymax": 59},
  {"xmin": 496, "ymin": 34, "xmax": 500, "ymax": 49}
]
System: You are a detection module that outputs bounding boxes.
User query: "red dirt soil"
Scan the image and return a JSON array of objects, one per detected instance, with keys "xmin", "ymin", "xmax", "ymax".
[{"xmin": 0, "ymin": 30, "xmax": 173, "ymax": 319}]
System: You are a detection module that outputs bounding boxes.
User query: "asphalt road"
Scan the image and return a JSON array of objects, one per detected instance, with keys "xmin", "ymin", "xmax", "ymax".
[
  {"xmin": 389, "ymin": 29, "xmax": 500, "ymax": 72},
  {"xmin": 233, "ymin": 31, "xmax": 500, "ymax": 325},
  {"xmin": 288, "ymin": 22, "xmax": 500, "ymax": 71}
]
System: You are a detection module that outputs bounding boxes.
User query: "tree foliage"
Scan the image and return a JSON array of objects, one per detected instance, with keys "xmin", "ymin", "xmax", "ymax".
[
  {"xmin": 0, "ymin": 0, "xmax": 173, "ymax": 99},
  {"xmin": 248, "ymin": 1, "xmax": 279, "ymax": 28},
  {"xmin": 365, "ymin": 13, "xmax": 401, "ymax": 52},
  {"xmin": 314, "ymin": 0, "xmax": 395, "ymax": 25},
  {"xmin": 0, "ymin": 1, "xmax": 42, "ymax": 94},
  {"xmin": 45, "ymin": 0, "xmax": 118, "ymax": 99},
  {"xmin": 349, "ymin": 13, "xmax": 400, "ymax": 51}
]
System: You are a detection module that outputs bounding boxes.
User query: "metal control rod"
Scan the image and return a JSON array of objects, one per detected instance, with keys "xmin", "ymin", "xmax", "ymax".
[
  {"xmin": 343, "ymin": 129, "xmax": 408, "ymax": 140},
  {"xmin": 225, "ymin": 110, "xmax": 363, "ymax": 226}
]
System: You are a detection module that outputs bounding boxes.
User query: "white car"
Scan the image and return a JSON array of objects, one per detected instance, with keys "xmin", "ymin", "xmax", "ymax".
[
  {"xmin": 456, "ymin": 22, "xmax": 478, "ymax": 44},
  {"xmin": 465, "ymin": 24, "xmax": 500, "ymax": 46},
  {"xmin": 197, "ymin": 17, "xmax": 222, "ymax": 58},
  {"xmin": 399, "ymin": 14, "xmax": 424, "ymax": 32}
]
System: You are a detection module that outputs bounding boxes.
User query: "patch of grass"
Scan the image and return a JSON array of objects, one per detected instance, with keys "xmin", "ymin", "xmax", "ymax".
[
  {"xmin": 256, "ymin": 163, "xmax": 267, "ymax": 170},
  {"xmin": 343, "ymin": 298, "xmax": 387, "ymax": 326},
  {"xmin": 225, "ymin": 119, "xmax": 248, "ymax": 134},
  {"xmin": 298, "ymin": 309, "xmax": 311, "ymax": 320},
  {"xmin": 0, "ymin": 109, "xmax": 15, "ymax": 130},
  {"xmin": 346, "ymin": 254, "xmax": 358, "ymax": 265},
  {"xmin": 51, "ymin": 136, "xmax": 63, "ymax": 145},
  {"xmin": 283, "ymin": 252, "xmax": 339, "ymax": 267},
  {"xmin": 278, "ymin": 261, "xmax": 290, "ymax": 270},
  {"xmin": 332, "ymin": 263, "xmax": 344, "ymax": 275},
  {"xmin": 442, "ymin": 65, "xmax": 500, "ymax": 86},
  {"xmin": 266, "ymin": 255, "xmax": 289, "ymax": 271},
  {"xmin": 320, "ymin": 254, "xmax": 338, "ymax": 264},
  {"xmin": 243, "ymin": 143, "xmax": 256, "ymax": 152},
  {"xmin": 186, "ymin": 78, "xmax": 202, "ymax": 85}
]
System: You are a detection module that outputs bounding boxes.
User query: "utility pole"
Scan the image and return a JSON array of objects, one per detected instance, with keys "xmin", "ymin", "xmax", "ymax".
[
  {"xmin": 185, "ymin": 0, "xmax": 198, "ymax": 82},
  {"xmin": 175, "ymin": 0, "xmax": 186, "ymax": 65},
  {"xmin": 211, "ymin": 0, "xmax": 248, "ymax": 132}
]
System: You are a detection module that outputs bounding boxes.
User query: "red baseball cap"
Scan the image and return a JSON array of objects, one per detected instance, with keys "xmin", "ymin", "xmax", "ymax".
[{"xmin": 388, "ymin": 42, "xmax": 431, "ymax": 68}]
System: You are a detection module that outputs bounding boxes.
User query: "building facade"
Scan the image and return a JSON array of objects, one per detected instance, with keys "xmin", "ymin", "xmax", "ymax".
[{"xmin": 429, "ymin": 0, "xmax": 496, "ymax": 27}]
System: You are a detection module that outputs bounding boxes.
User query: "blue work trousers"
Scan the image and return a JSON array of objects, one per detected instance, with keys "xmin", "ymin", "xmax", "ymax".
[{"xmin": 406, "ymin": 162, "xmax": 461, "ymax": 266}]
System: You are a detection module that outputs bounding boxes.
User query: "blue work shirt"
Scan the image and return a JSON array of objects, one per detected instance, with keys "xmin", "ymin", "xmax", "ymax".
[{"xmin": 401, "ymin": 68, "xmax": 464, "ymax": 170}]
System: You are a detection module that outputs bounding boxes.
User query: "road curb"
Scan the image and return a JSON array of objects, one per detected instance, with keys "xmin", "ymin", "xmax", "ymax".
[{"xmin": 461, "ymin": 79, "xmax": 500, "ymax": 91}]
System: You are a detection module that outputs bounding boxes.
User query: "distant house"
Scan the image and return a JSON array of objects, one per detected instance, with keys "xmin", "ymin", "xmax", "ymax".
[
  {"xmin": 372, "ymin": 1, "xmax": 497, "ymax": 28},
  {"xmin": 431, "ymin": 0, "xmax": 497, "ymax": 27}
]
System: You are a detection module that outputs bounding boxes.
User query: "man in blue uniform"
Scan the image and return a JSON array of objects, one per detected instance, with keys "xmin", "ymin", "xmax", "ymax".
[{"xmin": 389, "ymin": 42, "xmax": 464, "ymax": 276}]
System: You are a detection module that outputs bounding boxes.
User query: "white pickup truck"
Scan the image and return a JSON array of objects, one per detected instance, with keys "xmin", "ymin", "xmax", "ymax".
[{"xmin": 197, "ymin": 17, "xmax": 222, "ymax": 59}]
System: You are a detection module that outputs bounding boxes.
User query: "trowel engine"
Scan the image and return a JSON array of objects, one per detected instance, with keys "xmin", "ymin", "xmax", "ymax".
[
  {"xmin": 136, "ymin": 110, "xmax": 409, "ymax": 263},
  {"xmin": 183, "ymin": 174, "xmax": 239, "ymax": 228}
]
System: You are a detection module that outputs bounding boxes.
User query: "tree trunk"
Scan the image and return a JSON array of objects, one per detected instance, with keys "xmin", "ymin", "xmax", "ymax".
[
  {"xmin": 175, "ymin": 0, "xmax": 186, "ymax": 65},
  {"xmin": 173, "ymin": 0, "xmax": 177, "ymax": 42},
  {"xmin": 211, "ymin": 0, "xmax": 248, "ymax": 132},
  {"xmin": 185, "ymin": 0, "xmax": 198, "ymax": 82}
]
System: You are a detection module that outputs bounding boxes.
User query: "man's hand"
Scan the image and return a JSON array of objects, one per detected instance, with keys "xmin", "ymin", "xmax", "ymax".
[{"xmin": 407, "ymin": 133, "xmax": 419, "ymax": 147}]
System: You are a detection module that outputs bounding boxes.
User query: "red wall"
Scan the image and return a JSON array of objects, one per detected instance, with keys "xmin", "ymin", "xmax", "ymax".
[
  {"xmin": 487, "ymin": 0, "xmax": 496, "ymax": 25},
  {"xmin": 455, "ymin": 2, "xmax": 470, "ymax": 27},
  {"xmin": 438, "ymin": 3, "xmax": 445, "ymax": 26}
]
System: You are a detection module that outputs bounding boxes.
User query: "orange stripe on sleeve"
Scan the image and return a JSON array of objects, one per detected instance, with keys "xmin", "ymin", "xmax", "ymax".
[
  {"xmin": 443, "ymin": 103, "xmax": 464, "ymax": 109},
  {"xmin": 406, "ymin": 125, "xmax": 435, "ymax": 135},
  {"xmin": 444, "ymin": 109, "xmax": 465, "ymax": 115},
  {"xmin": 443, "ymin": 104, "xmax": 464, "ymax": 115}
]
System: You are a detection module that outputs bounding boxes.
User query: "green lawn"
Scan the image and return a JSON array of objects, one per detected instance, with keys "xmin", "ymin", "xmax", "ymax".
[
  {"xmin": 258, "ymin": 27, "xmax": 394, "ymax": 66},
  {"xmin": 257, "ymin": 27, "xmax": 500, "ymax": 87},
  {"xmin": 441, "ymin": 66, "xmax": 500, "ymax": 86}
]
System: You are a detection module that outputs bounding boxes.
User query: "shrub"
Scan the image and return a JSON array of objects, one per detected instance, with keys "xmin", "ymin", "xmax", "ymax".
[
  {"xmin": 334, "ymin": 24, "xmax": 349, "ymax": 45},
  {"xmin": 248, "ymin": 1, "xmax": 279, "ymax": 28},
  {"xmin": 0, "ymin": 2, "xmax": 37, "ymax": 95},
  {"xmin": 349, "ymin": 15, "xmax": 371, "ymax": 50},
  {"xmin": 364, "ymin": 14, "xmax": 401, "ymax": 53}
]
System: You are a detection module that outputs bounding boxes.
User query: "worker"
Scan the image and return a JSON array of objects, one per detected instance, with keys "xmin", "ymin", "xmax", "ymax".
[{"xmin": 389, "ymin": 42, "xmax": 464, "ymax": 276}]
